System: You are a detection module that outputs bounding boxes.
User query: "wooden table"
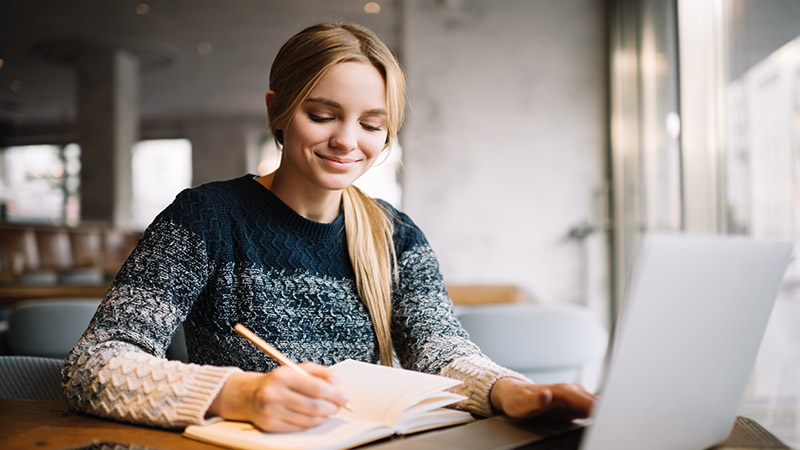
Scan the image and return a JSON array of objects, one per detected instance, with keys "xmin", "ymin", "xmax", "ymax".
[
  {"xmin": 0, "ymin": 399, "xmax": 790, "ymax": 450},
  {"xmin": 0, "ymin": 399, "xmax": 222, "ymax": 449}
]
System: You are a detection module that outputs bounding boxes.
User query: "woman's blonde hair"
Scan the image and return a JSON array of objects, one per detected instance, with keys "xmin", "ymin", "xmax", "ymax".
[{"xmin": 267, "ymin": 23, "xmax": 406, "ymax": 365}]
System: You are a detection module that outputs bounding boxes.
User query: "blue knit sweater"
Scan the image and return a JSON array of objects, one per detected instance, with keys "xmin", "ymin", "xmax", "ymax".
[{"xmin": 62, "ymin": 175, "xmax": 522, "ymax": 428}]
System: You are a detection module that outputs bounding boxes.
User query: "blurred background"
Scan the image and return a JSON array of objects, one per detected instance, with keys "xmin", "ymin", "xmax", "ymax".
[{"xmin": 0, "ymin": 0, "xmax": 799, "ymax": 445}]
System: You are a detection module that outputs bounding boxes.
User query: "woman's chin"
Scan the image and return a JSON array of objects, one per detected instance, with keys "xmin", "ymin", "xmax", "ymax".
[{"xmin": 314, "ymin": 173, "xmax": 365, "ymax": 192}]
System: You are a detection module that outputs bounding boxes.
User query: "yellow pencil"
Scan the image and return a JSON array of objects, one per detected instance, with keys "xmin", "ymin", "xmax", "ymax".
[{"xmin": 233, "ymin": 323, "xmax": 355, "ymax": 413}]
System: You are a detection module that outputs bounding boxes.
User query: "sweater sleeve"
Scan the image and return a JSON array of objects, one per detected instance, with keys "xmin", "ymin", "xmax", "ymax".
[
  {"xmin": 389, "ymin": 217, "xmax": 529, "ymax": 417},
  {"xmin": 62, "ymin": 191, "xmax": 241, "ymax": 429}
]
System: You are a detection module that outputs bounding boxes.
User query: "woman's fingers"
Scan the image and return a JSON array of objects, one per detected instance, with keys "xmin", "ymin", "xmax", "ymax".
[
  {"xmin": 492, "ymin": 377, "xmax": 596, "ymax": 420},
  {"xmin": 550, "ymin": 383, "xmax": 595, "ymax": 412},
  {"xmin": 250, "ymin": 402, "xmax": 330, "ymax": 432},
  {"xmin": 299, "ymin": 362, "xmax": 341, "ymax": 385},
  {"xmin": 294, "ymin": 362, "xmax": 350, "ymax": 408},
  {"xmin": 254, "ymin": 404, "xmax": 328, "ymax": 432},
  {"xmin": 538, "ymin": 383, "xmax": 596, "ymax": 419},
  {"xmin": 279, "ymin": 382, "xmax": 341, "ymax": 417},
  {"xmin": 244, "ymin": 364, "xmax": 348, "ymax": 431}
]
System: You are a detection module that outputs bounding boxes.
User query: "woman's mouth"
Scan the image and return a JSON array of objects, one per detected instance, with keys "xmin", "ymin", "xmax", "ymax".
[{"xmin": 317, "ymin": 153, "xmax": 359, "ymax": 171}]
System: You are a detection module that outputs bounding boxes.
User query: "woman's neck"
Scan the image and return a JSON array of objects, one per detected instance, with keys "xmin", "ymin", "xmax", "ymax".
[{"xmin": 257, "ymin": 171, "xmax": 343, "ymax": 224}]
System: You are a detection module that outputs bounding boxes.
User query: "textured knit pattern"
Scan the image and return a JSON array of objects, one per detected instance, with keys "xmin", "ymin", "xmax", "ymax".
[{"xmin": 62, "ymin": 174, "xmax": 524, "ymax": 429}]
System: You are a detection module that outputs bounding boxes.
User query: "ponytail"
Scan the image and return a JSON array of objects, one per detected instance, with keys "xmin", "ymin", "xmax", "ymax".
[{"xmin": 342, "ymin": 185, "xmax": 397, "ymax": 366}]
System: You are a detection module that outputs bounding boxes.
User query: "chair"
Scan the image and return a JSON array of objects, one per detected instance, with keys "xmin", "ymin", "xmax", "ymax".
[
  {"xmin": 166, "ymin": 324, "xmax": 189, "ymax": 362},
  {"xmin": 34, "ymin": 228, "xmax": 74, "ymax": 272},
  {"xmin": 0, "ymin": 226, "xmax": 40, "ymax": 275},
  {"xmin": 0, "ymin": 226, "xmax": 56, "ymax": 285},
  {"xmin": 456, "ymin": 303, "xmax": 608, "ymax": 391},
  {"xmin": 102, "ymin": 230, "xmax": 139, "ymax": 277},
  {"xmin": 62, "ymin": 228, "xmax": 106, "ymax": 285},
  {"xmin": 6, "ymin": 298, "xmax": 101, "ymax": 358},
  {"xmin": 0, "ymin": 355, "xmax": 64, "ymax": 400},
  {"xmin": 5, "ymin": 298, "xmax": 189, "ymax": 362},
  {"xmin": 68, "ymin": 228, "xmax": 105, "ymax": 268}
]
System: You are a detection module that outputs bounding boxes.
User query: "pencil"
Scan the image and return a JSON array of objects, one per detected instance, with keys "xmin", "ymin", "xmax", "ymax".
[{"xmin": 233, "ymin": 323, "xmax": 355, "ymax": 413}]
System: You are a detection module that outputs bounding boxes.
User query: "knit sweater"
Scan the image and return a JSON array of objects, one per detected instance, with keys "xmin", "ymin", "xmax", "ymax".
[{"xmin": 62, "ymin": 174, "xmax": 524, "ymax": 429}]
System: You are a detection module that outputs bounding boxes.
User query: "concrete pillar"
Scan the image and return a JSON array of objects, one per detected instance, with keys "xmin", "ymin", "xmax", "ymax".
[
  {"xmin": 188, "ymin": 118, "xmax": 261, "ymax": 187},
  {"xmin": 77, "ymin": 47, "xmax": 139, "ymax": 228}
]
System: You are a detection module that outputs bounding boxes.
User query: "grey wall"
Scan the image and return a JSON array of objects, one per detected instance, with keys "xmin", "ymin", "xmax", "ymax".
[
  {"xmin": 185, "ymin": 118, "xmax": 263, "ymax": 187},
  {"xmin": 402, "ymin": 0, "xmax": 608, "ymax": 308}
]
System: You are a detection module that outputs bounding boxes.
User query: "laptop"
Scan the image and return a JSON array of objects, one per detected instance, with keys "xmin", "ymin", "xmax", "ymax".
[
  {"xmin": 581, "ymin": 233, "xmax": 792, "ymax": 449},
  {"xmin": 372, "ymin": 232, "xmax": 794, "ymax": 450}
]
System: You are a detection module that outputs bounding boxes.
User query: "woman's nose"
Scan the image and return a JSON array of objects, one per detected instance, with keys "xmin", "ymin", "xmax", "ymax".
[{"xmin": 329, "ymin": 123, "xmax": 358, "ymax": 151}]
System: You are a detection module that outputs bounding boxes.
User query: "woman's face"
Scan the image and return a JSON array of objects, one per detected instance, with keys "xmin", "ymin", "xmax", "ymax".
[{"xmin": 278, "ymin": 61, "xmax": 388, "ymax": 193}]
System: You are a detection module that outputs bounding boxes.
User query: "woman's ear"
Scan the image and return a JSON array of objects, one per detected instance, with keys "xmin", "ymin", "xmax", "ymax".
[{"xmin": 265, "ymin": 91, "xmax": 283, "ymax": 144}]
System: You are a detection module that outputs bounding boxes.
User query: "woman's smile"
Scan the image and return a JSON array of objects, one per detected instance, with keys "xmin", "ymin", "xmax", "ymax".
[{"xmin": 315, "ymin": 152, "xmax": 361, "ymax": 171}]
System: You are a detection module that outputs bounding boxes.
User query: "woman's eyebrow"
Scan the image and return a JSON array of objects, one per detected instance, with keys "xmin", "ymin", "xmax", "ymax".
[
  {"xmin": 305, "ymin": 97, "xmax": 387, "ymax": 116},
  {"xmin": 363, "ymin": 108, "xmax": 388, "ymax": 117},
  {"xmin": 306, "ymin": 97, "xmax": 341, "ymax": 108}
]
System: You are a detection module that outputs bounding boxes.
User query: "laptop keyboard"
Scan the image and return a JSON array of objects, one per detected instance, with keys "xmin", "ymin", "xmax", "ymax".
[
  {"xmin": 516, "ymin": 426, "xmax": 585, "ymax": 450},
  {"xmin": 515, "ymin": 416, "xmax": 792, "ymax": 450}
]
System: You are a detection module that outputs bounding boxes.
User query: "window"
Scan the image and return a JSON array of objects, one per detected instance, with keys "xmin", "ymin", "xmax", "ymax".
[
  {"xmin": 0, "ymin": 143, "xmax": 81, "ymax": 224},
  {"xmin": 718, "ymin": 5, "xmax": 800, "ymax": 445},
  {"xmin": 677, "ymin": 1, "xmax": 800, "ymax": 445},
  {"xmin": 131, "ymin": 139, "xmax": 192, "ymax": 230},
  {"xmin": 1, "ymin": 139, "xmax": 191, "ymax": 229}
]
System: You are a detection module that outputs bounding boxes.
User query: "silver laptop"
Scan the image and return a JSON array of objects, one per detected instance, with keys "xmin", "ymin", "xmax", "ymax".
[
  {"xmin": 371, "ymin": 232, "xmax": 793, "ymax": 450},
  {"xmin": 580, "ymin": 232, "xmax": 792, "ymax": 449}
]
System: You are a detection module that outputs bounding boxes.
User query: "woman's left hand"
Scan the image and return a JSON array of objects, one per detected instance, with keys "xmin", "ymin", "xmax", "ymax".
[{"xmin": 489, "ymin": 377, "xmax": 595, "ymax": 420}]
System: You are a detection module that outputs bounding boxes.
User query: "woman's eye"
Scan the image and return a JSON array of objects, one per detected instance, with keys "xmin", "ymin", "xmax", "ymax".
[
  {"xmin": 361, "ymin": 123, "xmax": 383, "ymax": 132},
  {"xmin": 308, "ymin": 113, "xmax": 333, "ymax": 123}
]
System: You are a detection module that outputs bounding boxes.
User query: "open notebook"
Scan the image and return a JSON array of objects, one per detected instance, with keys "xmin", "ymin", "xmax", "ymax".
[{"xmin": 183, "ymin": 359, "xmax": 474, "ymax": 450}]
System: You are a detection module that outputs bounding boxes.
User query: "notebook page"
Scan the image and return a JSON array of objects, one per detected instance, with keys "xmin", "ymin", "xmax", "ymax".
[{"xmin": 331, "ymin": 360, "xmax": 462, "ymax": 427}]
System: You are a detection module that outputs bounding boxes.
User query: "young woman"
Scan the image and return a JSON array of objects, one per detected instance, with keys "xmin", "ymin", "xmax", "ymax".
[{"xmin": 62, "ymin": 22, "xmax": 594, "ymax": 432}]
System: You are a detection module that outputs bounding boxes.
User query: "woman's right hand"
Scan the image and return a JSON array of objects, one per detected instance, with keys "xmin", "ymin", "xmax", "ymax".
[{"xmin": 207, "ymin": 362, "xmax": 350, "ymax": 432}]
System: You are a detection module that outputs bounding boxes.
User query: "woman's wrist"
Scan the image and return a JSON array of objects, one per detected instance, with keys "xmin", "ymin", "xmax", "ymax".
[
  {"xmin": 489, "ymin": 376, "xmax": 524, "ymax": 414},
  {"xmin": 207, "ymin": 371, "xmax": 261, "ymax": 421}
]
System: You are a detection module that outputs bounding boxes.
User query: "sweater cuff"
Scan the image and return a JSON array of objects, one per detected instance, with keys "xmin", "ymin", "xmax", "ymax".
[
  {"xmin": 175, "ymin": 364, "xmax": 242, "ymax": 426},
  {"xmin": 439, "ymin": 354, "xmax": 531, "ymax": 417}
]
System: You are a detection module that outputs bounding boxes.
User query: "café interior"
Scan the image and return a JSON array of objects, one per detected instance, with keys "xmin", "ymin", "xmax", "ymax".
[{"xmin": 0, "ymin": 0, "xmax": 799, "ymax": 446}]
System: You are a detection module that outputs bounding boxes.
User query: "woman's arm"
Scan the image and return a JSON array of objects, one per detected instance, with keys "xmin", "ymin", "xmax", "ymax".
[
  {"xmin": 387, "ymin": 219, "xmax": 528, "ymax": 416},
  {"xmin": 62, "ymin": 194, "xmax": 239, "ymax": 429},
  {"xmin": 388, "ymin": 212, "xmax": 594, "ymax": 419}
]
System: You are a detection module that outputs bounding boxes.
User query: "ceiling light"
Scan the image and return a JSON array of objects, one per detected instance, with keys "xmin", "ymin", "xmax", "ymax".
[
  {"xmin": 136, "ymin": 3, "xmax": 150, "ymax": 15},
  {"xmin": 364, "ymin": 2, "xmax": 381, "ymax": 14},
  {"xmin": 197, "ymin": 42, "xmax": 213, "ymax": 56}
]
